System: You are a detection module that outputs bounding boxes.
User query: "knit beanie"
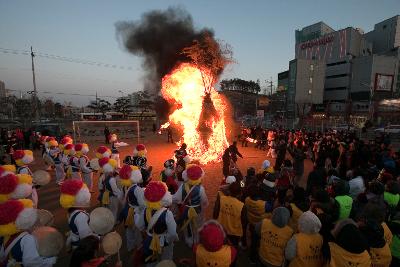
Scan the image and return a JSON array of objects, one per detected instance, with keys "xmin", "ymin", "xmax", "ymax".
[
  {"xmin": 298, "ymin": 211, "xmax": 322, "ymax": 234},
  {"xmin": 271, "ymin": 207, "xmax": 290, "ymax": 228}
]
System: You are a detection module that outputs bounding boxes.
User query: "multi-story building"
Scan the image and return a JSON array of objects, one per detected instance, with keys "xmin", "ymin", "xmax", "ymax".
[
  {"xmin": 287, "ymin": 16, "xmax": 400, "ymax": 127},
  {"xmin": 0, "ymin": 80, "xmax": 6, "ymax": 99}
]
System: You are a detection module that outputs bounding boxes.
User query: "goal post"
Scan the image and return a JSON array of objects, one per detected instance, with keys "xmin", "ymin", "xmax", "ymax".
[{"xmin": 72, "ymin": 120, "xmax": 140, "ymax": 145}]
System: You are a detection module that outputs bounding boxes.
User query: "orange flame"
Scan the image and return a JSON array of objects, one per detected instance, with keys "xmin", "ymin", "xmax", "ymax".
[{"xmin": 161, "ymin": 63, "xmax": 228, "ymax": 164}]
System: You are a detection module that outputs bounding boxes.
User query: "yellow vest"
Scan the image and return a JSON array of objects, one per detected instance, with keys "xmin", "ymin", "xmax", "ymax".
[
  {"xmin": 370, "ymin": 244, "xmax": 392, "ymax": 267},
  {"xmin": 196, "ymin": 244, "xmax": 231, "ymax": 267},
  {"xmin": 381, "ymin": 222, "xmax": 393, "ymax": 247},
  {"xmin": 289, "ymin": 233, "xmax": 323, "ymax": 267},
  {"xmin": 245, "ymin": 197, "xmax": 266, "ymax": 225},
  {"xmin": 327, "ymin": 242, "xmax": 371, "ymax": 267},
  {"xmin": 259, "ymin": 218, "xmax": 293, "ymax": 266},
  {"xmin": 288, "ymin": 203, "xmax": 303, "ymax": 232},
  {"xmin": 217, "ymin": 195, "xmax": 244, "ymax": 237}
]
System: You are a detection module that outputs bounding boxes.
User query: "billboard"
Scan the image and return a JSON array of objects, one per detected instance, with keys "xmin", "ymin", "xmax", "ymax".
[{"xmin": 374, "ymin": 74, "xmax": 394, "ymax": 91}]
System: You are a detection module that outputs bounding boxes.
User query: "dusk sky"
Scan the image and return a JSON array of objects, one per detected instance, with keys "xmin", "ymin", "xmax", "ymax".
[{"xmin": 1, "ymin": 0, "xmax": 399, "ymax": 106}]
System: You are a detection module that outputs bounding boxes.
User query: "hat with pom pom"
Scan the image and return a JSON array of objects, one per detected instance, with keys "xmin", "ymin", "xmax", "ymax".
[
  {"xmin": 47, "ymin": 139, "xmax": 58, "ymax": 148},
  {"xmin": 59, "ymin": 136, "xmax": 73, "ymax": 151},
  {"xmin": 144, "ymin": 181, "xmax": 172, "ymax": 210},
  {"xmin": 119, "ymin": 164, "xmax": 142, "ymax": 187},
  {"xmin": 133, "ymin": 144, "xmax": 147, "ymax": 157},
  {"xmin": 39, "ymin": 135, "xmax": 48, "ymax": 145},
  {"xmin": 0, "ymin": 199, "xmax": 37, "ymax": 236},
  {"xmin": 98, "ymin": 157, "xmax": 117, "ymax": 173},
  {"xmin": 59, "ymin": 179, "xmax": 90, "ymax": 209},
  {"xmin": 13, "ymin": 150, "xmax": 34, "ymax": 166},
  {"xmin": 75, "ymin": 143, "xmax": 89, "ymax": 157},
  {"xmin": 0, "ymin": 165, "xmax": 16, "ymax": 177},
  {"xmin": 63, "ymin": 144, "xmax": 75, "ymax": 156},
  {"xmin": 182, "ymin": 164, "xmax": 204, "ymax": 185},
  {"xmin": 198, "ymin": 220, "xmax": 226, "ymax": 252},
  {"xmin": 96, "ymin": 146, "xmax": 111, "ymax": 159}
]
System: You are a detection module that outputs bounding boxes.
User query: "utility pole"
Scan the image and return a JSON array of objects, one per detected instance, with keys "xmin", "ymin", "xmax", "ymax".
[
  {"xmin": 31, "ymin": 46, "xmax": 39, "ymax": 121},
  {"xmin": 269, "ymin": 77, "xmax": 273, "ymax": 95}
]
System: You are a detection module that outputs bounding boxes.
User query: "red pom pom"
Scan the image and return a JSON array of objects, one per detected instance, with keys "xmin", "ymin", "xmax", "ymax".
[
  {"xmin": 119, "ymin": 165, "xmax": 132, "ymax": 180},
  {"xmin": 60, "ymin": 179, "xmax": 83, "ymax": 195},
  {"xmin": 144, "ymin": 181, "xmax": 167, "ymax": 202},
  {"xmin": 13, "ymin": 150, "xmax": 25, "ymax": 160},
  {"xmin": 64, "ymin": 144, "xmax": 74, "ymax": 150},
  {"xmin": 200, "ymin": 223, "xmax": 224, "ymax": 252},
  {"xmin": 98, "ymin": 157, "xmax": 109, "ymax": 167},
  {"xmin": 97, "ymin": 146, "xmax": 109, "ymax": 154},
  {"xmin": 136, "ymin": 144, "xmax": 146, "ymax": 151},
  {"xmin": 60, "ymin": 136, "xmax": 72, "ymax": 145},
  {"xmin": 74, "ymin": 143, "xmax": 83, "ymax": 151},
  {"xmin": 45, "ymin": 136, "xmax": 55, "ymax": 142},
  {"xmin": 0, "ymin": 200, "xmax": 24, "ymax": 225},
  {"xmin": 187, "ymin": 165, "xmax": 203, "ymax": 180},
  {"xmin": 0, "ymin": 174, "xmax": 18, "ymax": 194}
]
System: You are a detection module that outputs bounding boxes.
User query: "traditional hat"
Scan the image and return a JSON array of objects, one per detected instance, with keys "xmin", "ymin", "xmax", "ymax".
[
  {"xmin": 164, "ymin": 159, "xmax": 175, "ymax": 169},
  {"xmin": 182, "ymin": 164, "xmax": 204, "ymax": 185},
  {"xmin": 144, "ymin": 181, "xmax": 172, "ymax": 209},
  {"xmin": 32, "ymin": 226, "xmax": 64, "ymax": 257},
  {"xmin": 32, "ymin": 170, "xmax": 51, "ymax": 186},
  {"xmin": 108, "ymin": 133, "xmax": 117, "ymax": 143},
  {"xmin": 98, "ymin": 157, "xmax": 117, "ymax": 173},
  {"xmin": 0, "ymin": 199, "xmax": 37, "ymax": 236},
  {"xmin": 96, "ymin": 146, "xmax": 111, "ymax": 159},
  {"xmin": 133, "ymin": 144, "xmax": 147, "ymax": 157},
  {"xmin": 102, "ymin": 231, "xmax": 122, "ymax": 255},
  {"xmin": 39, "ymin": 135, "xmax": 48, "ymax": 145},
  {"xmin": 59, "ymin": 179, "xmax": 90, "ymax": 209},
  {"xmin": 44, "ymin": 137, "xmax": 56, "ymax": 149},
  {"xmin": 119, "ymin": 164, "xmax": 142, "ymax": 187},
  {"xmin": 225, "ymin": 176, "xmax": 236, "ymax": 185},
  {"xmin": 198, "ymin": 220, "xmax": 226, "ymax": 252},
  {"xmin": 89, "ymin": 207, "xmax": 115, "ymax": 235},
  {"xmin": 0, "ymin": 165, "xmax": 16, "ymax": 177},
  {"xmin": 89, "ymin": 158, "xmax": 100, "ymax": 171},
  {"xmin": 35, "ymin": 209, "xmax": 55, "ymax": 227},
  {"xmin": 47, "ymin": 138, "xmax": 58, "ymax": 148},
  {"xmin": 75, "ymin": 143, "xmax": 89, "ymax": 157},
  {"xmin": 63, "ymin": 144, "xmax": 75, "ymax": 156},
  {"xmin": 0, "ymin": 173, "xmax": 33, "ymax": 203},
  {"xmin": 13, "ymin": 150, "xmax": 34, "ymax": 166},
  {"xmin": 59, "ymin": 136, "xmax": 73, "ymax": 151}
]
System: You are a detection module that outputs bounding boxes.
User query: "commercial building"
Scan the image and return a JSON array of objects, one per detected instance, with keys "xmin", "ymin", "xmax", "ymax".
[{"xmin": 286, "ymin": 16, "xmax": 400, "ymax": 127}]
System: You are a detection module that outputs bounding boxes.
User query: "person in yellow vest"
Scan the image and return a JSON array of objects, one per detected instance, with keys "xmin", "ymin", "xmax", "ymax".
[
  {"xmin": 325, "ymin": 219, "xmax": 371, "ymax": 267},
  {"xmin": 359, "ymin": 219, "xmax": 392, "ymax": 267},
  {"xmin": 387, "ymin": 213, "xmax": 400, "ymax": 267},
  {"xmin": 285, "ymin": 211, "xmax": 323, "ymax": 267},
  {"xmin": 193, "ymin": 220, "xmax": 237, "ymax": 267},
  {"xmin": 255, "ymin": 207, "xmax": 293, "ymax": 267},
  {"xmin": 287, "ymin": 187, "xmax": 309, "ymax": 231},
  {"xmin": 332, "ymin": 179, "xmax": 353, "ymax": 221},
  {"xmin": 214, "ymin": 181, "xmax": 246, "ymax": 247}
]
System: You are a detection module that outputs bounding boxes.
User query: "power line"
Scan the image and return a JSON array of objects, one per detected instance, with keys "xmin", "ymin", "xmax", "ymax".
[
  {"xmin": 6, "ymin": 88, "xmax": 119, "ymax": 99},
  {"xmin": 0, "ymin": 47, "xmax": 135, "ymax": 71}
]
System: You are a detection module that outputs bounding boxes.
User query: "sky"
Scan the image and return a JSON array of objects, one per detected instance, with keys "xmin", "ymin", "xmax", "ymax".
[{"xmin": 0, "ymin": 0, "xmax": 399, "ymax": 106}]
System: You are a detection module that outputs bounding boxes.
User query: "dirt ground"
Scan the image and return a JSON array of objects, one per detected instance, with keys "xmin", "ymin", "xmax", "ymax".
[{"xmin": 28, "ymin": 132, "xmax": 314, "ymax": 267}]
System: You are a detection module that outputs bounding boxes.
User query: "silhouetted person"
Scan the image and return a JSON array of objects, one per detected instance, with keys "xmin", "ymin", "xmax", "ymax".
[{"xmin": 104, "ymin": 126, "xmax": 110, "ymax": 144}]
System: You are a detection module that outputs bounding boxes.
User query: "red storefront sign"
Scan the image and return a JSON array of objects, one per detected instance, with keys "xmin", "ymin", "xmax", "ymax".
[{"xmin": 301, "ymin": 35, "xmax": 334, "ymax": 50}]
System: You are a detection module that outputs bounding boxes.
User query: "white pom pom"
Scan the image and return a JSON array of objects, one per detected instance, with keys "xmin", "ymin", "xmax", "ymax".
[
  {"xmin": 182, "ymin": 170, "xmax": 188, "ymax": 181},
  {"xmin": 16, "ymin": 208, "xmax": 37, "ymax": 230},
  {"xmin": 22, "ymin": 154, "xmax": 34, "ymax": 164},
  {"xmin": 75, "ymin": 187, "xmax": 91, "ymax": 207},
  {"xmin": 131, "ymin": 169, "xmax": 143, "ymax": 184},
  {"xmin": 183, "ymin": 155, "xmax": 191, "ymax": 163},
  {"xmin": 225, "ymin": 176, "xmax": 236, "ymax": 184},
  {"xmin": 102, "ymin": 163, "xmax": 114, "ymax": 174},
  {"xmin": 11, "ymin": 184, "xmax": 32, "ymax": 199},
  {"xmin": 161, "ymin": 191, "xmax": 172, "ymax": 207}
]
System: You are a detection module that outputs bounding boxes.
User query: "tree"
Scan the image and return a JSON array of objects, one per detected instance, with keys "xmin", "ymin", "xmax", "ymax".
[
  {"xmin": 113, "ymin": 97, "xmax": 133, "ymax": 118},
  {"xmin": 220, "ymin": 78, "xmax": 261, "ymax": 94},
  {"xmin": 87, "ymin": 98, "xmax": 111, "ymax": 119},
  {"xmin": 54, "ymin": 102, "xmax": 64, "ymax": 118},
  {"xmin": 15, "ymin": 99, "xmax": 32, "ymax": 120}
]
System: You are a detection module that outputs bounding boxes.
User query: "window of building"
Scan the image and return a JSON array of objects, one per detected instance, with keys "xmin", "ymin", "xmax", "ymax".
[
  {"xmin": 310, "ymin": 64, "xmax": 314, "ymax": 71},
  {"xmin": 326, "ymin": 74, "xmax": 348, "ymax": 79},
  {"xmin": 308, "ymin": 89, "xmax": 312, "ymax": 95},
  {"xmin": 325, "ymin": 87, "xmax": 347, "ymax": 91},
  {"xmin": 326, "ymin": 61, "xmax": 347, "ymax": 67},
  {"xmin": 383, "ymin": 25, "xmax": 387, "ymax": 29},
  {"xmin": 309, "ymin": 77, "xmax": 313, "ymax": 83}
]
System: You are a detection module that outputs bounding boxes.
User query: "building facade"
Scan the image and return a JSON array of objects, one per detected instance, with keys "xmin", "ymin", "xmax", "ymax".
[{"xmin": 288, "ymin": 16, "xmax": 400, "ymax": 127}]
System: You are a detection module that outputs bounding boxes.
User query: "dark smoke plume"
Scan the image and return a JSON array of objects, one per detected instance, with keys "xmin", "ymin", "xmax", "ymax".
[{"xmin": 115, "ymin": 6, "xmax": 214, "ymax": 96}]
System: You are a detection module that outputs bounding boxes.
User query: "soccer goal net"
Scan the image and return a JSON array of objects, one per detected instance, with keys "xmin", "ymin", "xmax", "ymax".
[{"xmin": 72, "ymin": 120, "xmax": 140, "ymax": 145}]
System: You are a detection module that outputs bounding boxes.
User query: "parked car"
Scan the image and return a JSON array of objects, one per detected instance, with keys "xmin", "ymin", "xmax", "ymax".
[{"xmin": 374, "ymin": 125, "xmax": 400, "ymax": 134}]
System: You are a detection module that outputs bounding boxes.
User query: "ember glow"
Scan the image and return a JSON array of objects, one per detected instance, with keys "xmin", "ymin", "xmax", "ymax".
[
  {"xmin": 157, "ymin": 122, "xmax": 170, "ymax": 134},
  {"xmin": 161, "ymin": 63, "xmax": 229, "ymax": 164}
]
